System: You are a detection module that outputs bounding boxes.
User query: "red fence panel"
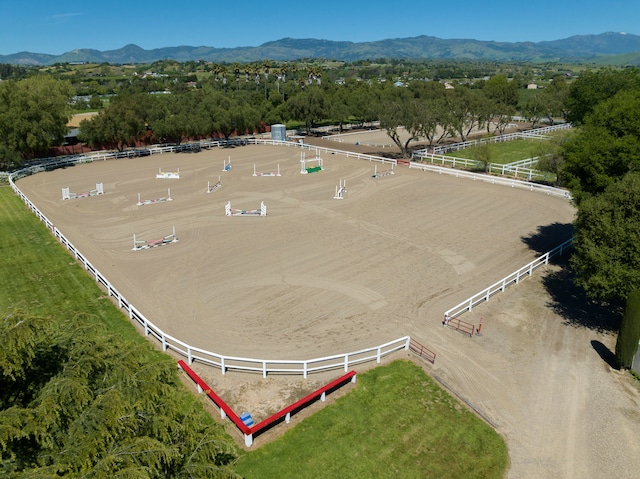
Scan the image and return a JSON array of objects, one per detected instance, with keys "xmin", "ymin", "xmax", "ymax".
[
  {"xmin": 409, "ymin": 338, "xmax": 436, "ymax": 364},
  {"xmin": 445, "ymin": 317, "xmax": 475, "ymax": 337},
  {"xmin": 251, "ymin": 370, "xmax": 356, "ymax": 435},
  {"xmin": 178, "ymin": 359, "xmax": 357, "ymax": 446},
  {"xmin": 178, "ymin": 360, "xmax": 251, "ymax": 435}
]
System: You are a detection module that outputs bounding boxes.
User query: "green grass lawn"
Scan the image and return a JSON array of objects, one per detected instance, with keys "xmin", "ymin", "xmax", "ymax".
[
  {"xmin": 0, "ymin": 186, "xmax": 145, "ymax": 337},
  {"xmin": 448, "ymin": 139, "xmax": 542, "ymax": 165},
  {"xmin": 235, "ymin": 360, "xmax": 508, "ymax": 479}
]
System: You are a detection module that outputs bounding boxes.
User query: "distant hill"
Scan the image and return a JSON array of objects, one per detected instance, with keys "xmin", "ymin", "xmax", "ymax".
[{"xmin": 2, "ymin": 32, "xmax": 640, "ymax": 65}]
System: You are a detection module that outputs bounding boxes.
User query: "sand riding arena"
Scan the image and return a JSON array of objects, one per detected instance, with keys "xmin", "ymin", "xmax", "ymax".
[{"xmin": 15, "ymin": 142, "xmax": 575, "ymax": 368}]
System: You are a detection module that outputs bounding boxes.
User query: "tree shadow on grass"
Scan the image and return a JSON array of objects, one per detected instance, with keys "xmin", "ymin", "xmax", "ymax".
[{"xmin": 541, "ymin": 256, "xmax": 621, "ymax": 333}]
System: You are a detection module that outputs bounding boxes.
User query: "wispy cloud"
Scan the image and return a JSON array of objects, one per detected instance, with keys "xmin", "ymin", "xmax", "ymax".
[{"xmin": 50, "ymin": 12, "xmax": 84, "ymax": 24}]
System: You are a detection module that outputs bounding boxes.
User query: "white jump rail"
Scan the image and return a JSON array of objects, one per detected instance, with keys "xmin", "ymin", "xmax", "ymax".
[
  {"xmin": 444, "ymin": 238, "xmax": 574, "ymax": 320},
  {"xmin": 8, "ymin": 166, "xmax": 410, "ymax": 378}
]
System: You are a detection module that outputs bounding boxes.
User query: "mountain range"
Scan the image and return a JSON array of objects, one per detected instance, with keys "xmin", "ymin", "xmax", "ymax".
[{"xmin": 2, "ymin": 32, "xmax": 640, "ymax": 65}]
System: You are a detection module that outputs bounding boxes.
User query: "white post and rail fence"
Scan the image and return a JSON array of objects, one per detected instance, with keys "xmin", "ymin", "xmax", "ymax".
[
  {"xmin": 7, "ymin": 137, "xmax": 573, "ymax": 375},
  {"xmin": 443, "ymin": 238, "xmax": 574, "ymax": 336}
]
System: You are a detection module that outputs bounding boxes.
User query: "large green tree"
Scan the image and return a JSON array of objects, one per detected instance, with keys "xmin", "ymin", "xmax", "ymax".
[
  {"xmin": 565, "ymin": 68, "xmax": 640, "ymax": 125},
  {"xmin": 565, "ymin": 83, "xmax": 640, "ymax": 369},
  {"xmin": 571, "ymin": 172, "xmax": 640, "ymax": 302},
  {"xmin": 378, "ymin": 88, "xmax": 418, "ymax": 158},
  {"xmin": 570, "ymin": 172, "xmax": 640, "ymax": 367},
  {"xmin": 286, "ymin": 87, "xmax": 326, "ymax": 134},
  {"xmin": 0, "ymin": 76, "xmax": 73, "ymax": 167},
  {"xmin": 78, "ymin": 88, "xmax": 149, "ymax": 151},
  {"xmin": 0, "ymin": 310, "xmax": 240, "ymax": 478},
  {"xmin": 482, "ymin": 74, "xmax": 519, "ymax": 108},
  {"xmin": 444, "ymin": 87, "xmax": 483, "ymax": 142},
  {"xmin": 562, "ymin": 89, "xmax": 640, "ymax": 204},
  {"xmin": 148, "ymin": 91, "xmax": 210, "ymax": 144}
]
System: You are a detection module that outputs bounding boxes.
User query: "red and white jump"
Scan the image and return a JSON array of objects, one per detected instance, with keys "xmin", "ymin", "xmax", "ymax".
[
  {"xmin": 225, "ymin": 201, "xmax": 267, "ymax": 217},
  {"xmin": 62, "ymin": 183, "xmax": 104, "ymax": 200},
  {"xmin": 207, "ymin": 176, "xmax": 222, "ymax": 193},
  {"xmin": 253, "ymin": 163, "xmax": 281, "ymax": 176},
  {"xmin": 137, "ymin": 189, "xmax": 172, "ymax": 206},
  {"xmin": 132, "ymin": 226, "xmax": 178, "ymax": 251},
  {"xmin": 372, "ymin": 163, "xmax": 394, "ymax": 178},
  {"xmin": 334, "ymin": 179, "xmax": 347, "ymax": 199}
]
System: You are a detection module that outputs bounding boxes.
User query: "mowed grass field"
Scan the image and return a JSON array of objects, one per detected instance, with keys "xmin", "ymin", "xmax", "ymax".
[
  {"xmin": 235, "ymin": 360, "xmax": 508, "ymax": 479},
  {"xmin": 0, "ymin": 186, "xmax": 144, "ymax": 336},
  {"xmin": 0, "ymin": 185, "xmax": 508, "ymax": 478},
  {"xmin": 448, "ymin": 138, "xmax": 542, "ymax": 164}
]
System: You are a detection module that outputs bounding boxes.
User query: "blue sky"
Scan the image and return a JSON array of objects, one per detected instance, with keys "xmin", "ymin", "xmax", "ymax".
[{"xmin": 1, "ymin": 0, "xmax": 638, "ymax": 55}]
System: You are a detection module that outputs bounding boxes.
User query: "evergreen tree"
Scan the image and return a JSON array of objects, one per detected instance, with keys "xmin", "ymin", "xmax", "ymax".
[
  {"xmin": 615, "ymin": 290, "xmax": 640, "ymax": 369},
  {"xmin": 0, "ymin": 310, "xmax": 240, "ymax": 478}
]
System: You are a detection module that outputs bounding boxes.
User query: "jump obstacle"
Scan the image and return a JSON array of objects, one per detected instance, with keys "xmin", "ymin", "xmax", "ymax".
[
  {"xmin": 372, "ymin": 164, "xmax": 394, "ymax": 178},
  {"xmin": 207, "ymin": 177, "xmax": 222, "ymax": 193},
  {"xmin": 137, "ymin": 189, "xmax": 172, "ymax": 206},
  {"xmin": 334, "ymin": 179, "xmax": 347, "ymax": 199},
  {"xmin": 222, "ymin": 157, "xmax": 232, "ymax": 172},
  {"xmin": 156, "ymin": 168, "xmax": 180, "ymax": 179},
  {"xmin": 62, "ymin": 183, "xmax": 104, "ymax": 200},
  {"xmin": 300, "ymin": 150, "xmax": 323, "ymax": 174},
  {"xmin": 225, "ymin": 201, "xmax": 267, "ymax": 217},
  {"xmin": 132, "ymin": 226, "xmax": 178, "ymax": 251},
  {"xmin": 253, "ymin": 163, "xmax": 281, "ymax": 176}
]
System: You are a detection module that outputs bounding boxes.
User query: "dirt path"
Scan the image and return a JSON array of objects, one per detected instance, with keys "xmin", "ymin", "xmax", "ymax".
[
  {"xmin": 426, "ymin": 265, "xmax": 640, "ymax": 478},
  {"xmin": 15, "ymin": 142, "xmax": 640, "ymax": 477}
]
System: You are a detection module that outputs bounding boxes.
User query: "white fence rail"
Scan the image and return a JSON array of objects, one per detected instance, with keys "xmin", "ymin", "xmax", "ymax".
[
  {"xmin": 8, "ymin": 164, "xmax": 409, "ymax": 378},
  {"xmin": 411, "ymin": 153, "xmax": 555, "ymax": 183},
  {"xmin": 415, "ymin": 123, "xmax": 573, "ymax": 156},
  {"xmin": 8, "ymin": 136, "xmax": 573, "ymax": 372},
  {"xmin": 406, "ymin": 159, "xmax": 570, "ymax": 199},
  {"xmin": 505, "ymin": 157, "xmax": 540, "ymax": 169},
  {"xmin": 444, "ymin": 238, "xmax": 574, "ymax": 320}
]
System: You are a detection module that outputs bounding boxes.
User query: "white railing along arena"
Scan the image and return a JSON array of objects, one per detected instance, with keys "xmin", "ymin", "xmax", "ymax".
[
  {"xmin": 444, "ymin": 238, "xmax": 573, "ymax": 320},
  {"xmin": 8, "ymin": 164, "xmax": 409, "ymax": 378},
  {"xmin": 9, "ymin": 137, "xmax": 573, "ymax": 373}
]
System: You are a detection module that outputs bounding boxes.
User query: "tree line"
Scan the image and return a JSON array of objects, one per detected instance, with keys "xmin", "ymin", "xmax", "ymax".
[
  {"xmin": 561, "ymin": 69, "xmax": 640, "ymax": 368},
  {"xmin": 1, "ymin": 61, "xmax": 578, "ymax": 169}
]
